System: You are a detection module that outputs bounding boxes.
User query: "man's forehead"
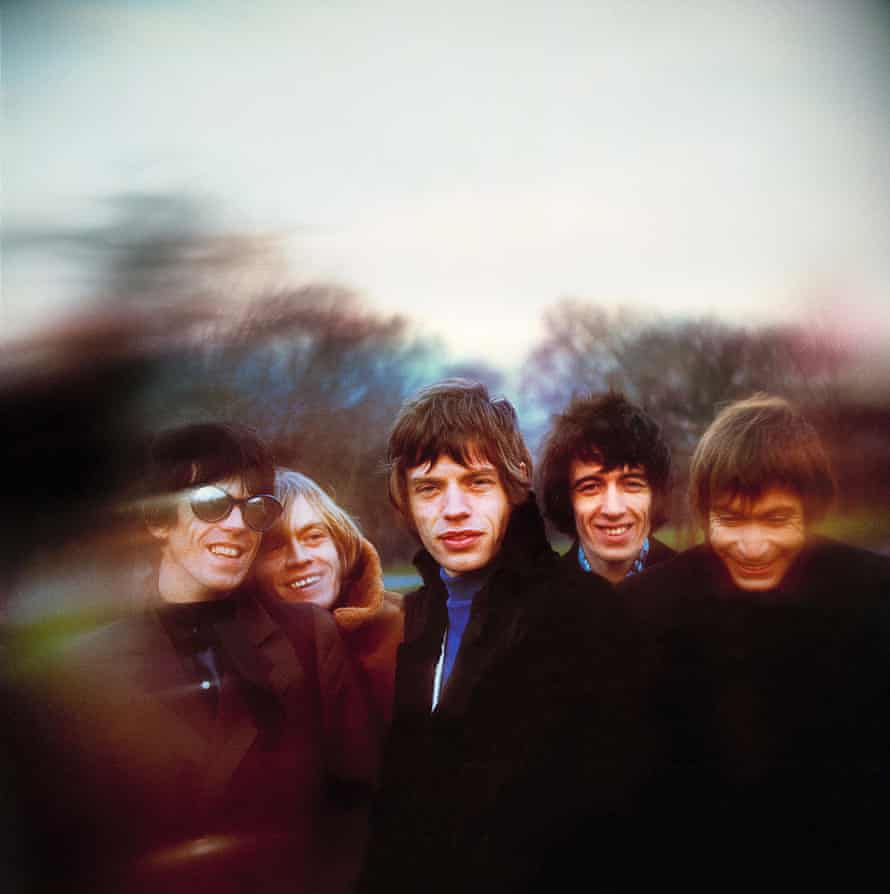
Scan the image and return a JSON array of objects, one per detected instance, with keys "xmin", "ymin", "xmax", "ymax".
[
  {"xmin": 189, "ymin": 475, "xmax": 250, "ymax": 496},
  {"xmin": 570, "ymin": 459, "xmax": 647, "ymax": 480},
  {"xmin": 408, "ymin": 452, "xmax": 496, "ymax": 478},
  {"xmin": 712, "ymin": 487, "xmax": 802, "ymax": 514}
]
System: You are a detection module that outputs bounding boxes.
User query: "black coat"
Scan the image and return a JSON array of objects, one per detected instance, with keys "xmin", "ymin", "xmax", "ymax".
[
  {"xmin": 360, "ymin": 497, "xmax": 649, "ymax": 894},
  {"xmin": 8, "ymin": 594, "xmax": 376, "ymax": 894},
  {"xmin": 618, "ymin": 538, "xmax": 890, "ymax": 891}
]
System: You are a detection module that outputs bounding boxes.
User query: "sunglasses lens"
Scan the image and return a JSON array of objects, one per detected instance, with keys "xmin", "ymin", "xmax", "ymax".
[
  {"xmin": 244, "ymin": 495, "xmax": 283, "ymax": 532},
  {"xmin": 190, "ymin": 486, "xmax": 232, "ymax": 523}
]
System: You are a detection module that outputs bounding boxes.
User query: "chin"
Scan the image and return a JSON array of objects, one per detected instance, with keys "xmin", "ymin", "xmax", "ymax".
[{"xmin": 731, "ymin": 574, "xmax": 782, "ymax": 592}]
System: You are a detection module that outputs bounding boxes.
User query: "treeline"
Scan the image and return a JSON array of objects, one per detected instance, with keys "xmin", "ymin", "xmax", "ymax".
[
  {"xmin": 4, "ymin": 192, "xmax": 888, "ymax": 570},
  {"xmin": 52, "ymin": 288, "xmax": 882, "ymax": 566}
]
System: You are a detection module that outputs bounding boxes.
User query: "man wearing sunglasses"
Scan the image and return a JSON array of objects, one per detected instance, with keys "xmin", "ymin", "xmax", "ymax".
[
  {"xmin": 16, "ymin": 421, "xmax": 376, "ymax": 893},
  {"xmin": 144, "ymin": 428, "xmax": 284, "ymax": 604}
]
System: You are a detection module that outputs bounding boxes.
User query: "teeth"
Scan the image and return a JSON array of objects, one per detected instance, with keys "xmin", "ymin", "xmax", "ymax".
[
  {"xmin": 604, "ymin": 526, "xmax": 630, "ymax": 536},
  {"xmin": 288, "ymin": 575, "xmax": 320, "ymax": 590},
  {"xmin": 210, "ymin": 545, "xmax": 242, "ymax": 558}
]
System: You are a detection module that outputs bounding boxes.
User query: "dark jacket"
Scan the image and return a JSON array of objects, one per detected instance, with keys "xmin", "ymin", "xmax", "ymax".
[
  {"xmin": 9, "ymin": 590, "xmax": 375, "ymax": 894},
  {"xmin": 618, "ymin": 538, "xmax": 890, "ymax": 891},
  {"xmin": 556, "ymin": 534, "xmax": 676, "ymax": 589},
  {"xmin": 360, "ymin": 496, "xmax": 648, "ymax": 894}
]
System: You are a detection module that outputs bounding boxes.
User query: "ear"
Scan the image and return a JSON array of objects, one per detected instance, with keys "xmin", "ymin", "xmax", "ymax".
[{"xmin": 519, "ymin": 461, "xmax": 529, "ymax": 483}]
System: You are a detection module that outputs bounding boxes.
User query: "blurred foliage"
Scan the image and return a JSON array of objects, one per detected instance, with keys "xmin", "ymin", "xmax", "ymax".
[{"xmin": 3, "ymin": 191, "xmax": 889, "ymax": 587}]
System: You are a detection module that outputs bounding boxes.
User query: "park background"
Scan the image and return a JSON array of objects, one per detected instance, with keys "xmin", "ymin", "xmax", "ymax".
[{"xmin": 3, "ymin": 0, "xmax": 890, "ymax": 609}]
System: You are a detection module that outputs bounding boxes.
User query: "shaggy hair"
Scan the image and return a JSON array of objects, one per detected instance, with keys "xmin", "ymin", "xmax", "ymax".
[
  {"xmin": 143, "ymin": 421, "xmax": 275, "ymax": 527},
  {"xmin": 387, "ymin": 379, "xmax": 532, "ymax": 530},
  {"xmin": 689, "ymin": 393, "xmax": 835, "ymax": 529},
  {"xmin": 271, "ymin": 467, "xmax": 364, "ymax": 586},
  {"xmin": 537, "ymin": 391, "xmax": 672, "ymax": 536}
]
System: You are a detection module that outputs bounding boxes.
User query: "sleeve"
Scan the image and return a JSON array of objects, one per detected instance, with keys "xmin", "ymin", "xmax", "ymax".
[{"xmin": 312, "ymin": 607, "xmax": 381, "ymax": 790}]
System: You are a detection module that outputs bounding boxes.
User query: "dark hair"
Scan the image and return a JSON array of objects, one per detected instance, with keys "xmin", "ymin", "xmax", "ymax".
[
  {"xmin": 537, "ymin": 391, "xmax": 672, "ymax": 536},
  {"xmin": 387, "ymin": 379, "xmax": 532, "ymax": 530},
  {"xmin": 689, "ymin": 392, "xmax": 834, "ymax": 529},
  {"xmin": 143, "ymin": 422, "xmax": 276, "ymax": 527}
]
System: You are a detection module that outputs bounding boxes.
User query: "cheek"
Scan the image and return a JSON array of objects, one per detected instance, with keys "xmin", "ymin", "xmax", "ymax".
[
  {"xmin": 777, "ymin": 527, "xmax": 807, "ymax": 553},
  {"xmin": 255, "ymin": 552, "xmax": 282, "ymax": 583},
  {"xmin": 324, "ymin": 545, "xmax": 343, "ymax": 580},
  {"xmin": 408, "ymin": 500, "xmax": 435, "ymax": 531},
  {"xmin": 708, "ymin": 523, "xmax": 731, "ymax": 549},
  {"xmin": 633, "ymin": 494, "xmax": 653, "ymax": 519}
]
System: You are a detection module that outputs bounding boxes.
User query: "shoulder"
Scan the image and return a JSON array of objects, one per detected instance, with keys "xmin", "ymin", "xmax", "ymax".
[
  {"xmin": 617, "ymin": 545, "xmax": 714, "ymax": 608},
  {"xmin": 647, "ymin": 536, "xmax": 678, "ymax": 567},
  {"xmin": 49, "ymin": 613, "xmax": 154, "ymax": 672},
  {"xmin": 801, "ymin": 537, "xmax": 890, "ymax": 590},
  {"xmin": 268, "ymin": 600, "xmax": 342, "ymax": 647}
]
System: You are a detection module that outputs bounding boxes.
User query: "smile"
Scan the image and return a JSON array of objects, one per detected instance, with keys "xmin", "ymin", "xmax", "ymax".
[
  {"xmin": 599, "ymin": 525, "xmax": 631, "ymax": 536},
  {"xmin": 287, "ymin": 574, "xmax": 321, "ymax": 590},
  {"xmin": 209, "ymin": 544, "xmax": 244, "ymax": 558},
  {"xmin": 734, "ymin": 562, "xmax": 774, "ymax": 575}
]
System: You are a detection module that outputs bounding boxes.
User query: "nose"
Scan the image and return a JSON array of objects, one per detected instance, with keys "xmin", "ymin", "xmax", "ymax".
[
  {"xmin": 220, "ymin": 504, "xmax": 249, "ymax": 532},
  {"xmin": 600, "ymin": 482, "xmax": 627, "ymax": 517},
  {"xmin": 442, "ymin": 483, "xmax": 471, "ymax": 520},
  {"xmin": 284, "ymin": 538, "xmax": 311, "ymax": 565},
  {"xmin": 735, "ymin": 525, "xmax": 770, "ymax": 561}
]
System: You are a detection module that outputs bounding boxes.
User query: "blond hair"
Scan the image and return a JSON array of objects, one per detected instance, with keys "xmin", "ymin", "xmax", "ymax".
[{"xmin": 274, "ymin": 468, "xmax": 364, "ymax": 585}]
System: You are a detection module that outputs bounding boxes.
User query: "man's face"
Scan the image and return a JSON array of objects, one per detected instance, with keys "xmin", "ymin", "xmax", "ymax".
[
  {"xmin": 569, "ymin": 459, "xmax": 652, "ymax": 583},
  {"xmin": 708, "ymin": 487, "xmax": 807, "ymax": 592},
  {"xmin": 254, "ymin": 494, "xmax": 343, "ymax": 611},
  {"xmin": 151, "ymin": 477, "xmax": 262, "ymax": 603},
  {"xmin": 407, "ymin": 454, "xmax": 513, "ymax": 577}
]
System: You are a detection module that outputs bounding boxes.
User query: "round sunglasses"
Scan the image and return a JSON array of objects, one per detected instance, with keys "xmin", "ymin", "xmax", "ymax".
[{"xmin": 189, "ymin": 485, "xmax": 283, "ymax": 532}]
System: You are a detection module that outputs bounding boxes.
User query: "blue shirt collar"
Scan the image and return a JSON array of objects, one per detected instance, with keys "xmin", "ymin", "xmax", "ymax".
[{"xmin": 578, "ymin": 537, "xmax": 650, "ymax": 578}]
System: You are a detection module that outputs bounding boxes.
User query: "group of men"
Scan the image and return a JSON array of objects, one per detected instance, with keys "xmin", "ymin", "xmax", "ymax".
[
  {"xmin": 7, "ymin": 378, "xmax": 890, "ymax": 893},
  {"xmin": 363, "ymin": 381, "xmax": 890, "ymax": 892}
]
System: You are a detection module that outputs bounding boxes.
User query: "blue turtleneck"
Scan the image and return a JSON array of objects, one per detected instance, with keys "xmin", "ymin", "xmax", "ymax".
[{"xmin": 438, "ymin": 564, "xmax": 493, "ymax": 692}]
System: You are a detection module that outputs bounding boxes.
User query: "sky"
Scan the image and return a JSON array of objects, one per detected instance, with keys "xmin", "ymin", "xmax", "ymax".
[{"xmin": 4, "ymin": 0, "xmax": 890, "ymax": 365}]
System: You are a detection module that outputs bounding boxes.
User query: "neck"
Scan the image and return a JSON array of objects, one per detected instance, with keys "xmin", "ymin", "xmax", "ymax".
[
  {"xmin": 589, "ymin": 554, "xmax": 634, "ymax": 585},
  {"xmin": 439, "ymin": 564, "xmax": 493, "ymax": 601},
  {"xmin": 578, "ymin": 541, "xmax": 635, "ymax": 584},
  {"xmin": 156, "ymin": 555, "xmax": 228, "ymax": 605}
]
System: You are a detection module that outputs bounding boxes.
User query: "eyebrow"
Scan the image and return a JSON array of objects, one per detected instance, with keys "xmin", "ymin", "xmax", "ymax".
[
  {"xmin": 409, "ymin": 465, "xmax": 498, "ymax": 484},
  {"xmin": 572, "ymin": 469, "xmax": 647, "ymax": 486},
  {"xmin": 714, "ymin": 504, "xmax": 798, "ymax": 517}
]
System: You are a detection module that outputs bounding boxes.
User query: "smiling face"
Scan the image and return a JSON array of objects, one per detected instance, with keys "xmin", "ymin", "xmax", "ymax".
[
  {"xmin": 407, "ymin": 453, "xmax": 512, "ymax": 577},
  {"xmin": 569, "ymin": 460, "xmax": 652, "ymax": 583},
  {"xmin": 708, "ymin": 487, "xmax": 807, "ymax": 592},
  {"xmin": 254, "ymin": 494, "xmax": 343, "ymax": 610},
  {"xmin": 150, "ymin": 477, "xmax": 262, "ymax": 603}
]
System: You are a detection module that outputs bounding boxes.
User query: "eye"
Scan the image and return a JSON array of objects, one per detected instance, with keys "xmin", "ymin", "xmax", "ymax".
[
  {"xmin": 414, "ymin": 483, "xmax": 438, "ymax": 497},
  {"xmin": 575, "ymin": 480, "xmax": 602, "ymax": 495},
  {"xmin": 470, "ymin": 476, "xmax": 495, "ymax": 489},
  {"xmin": 624, "ymin": 478, "xmax": 649, "ymax": 492},
  {"xmin": 303, "ymin": 529, "xmax": 328, "ymax": 546},
  {"xmin": 714, "ymin": 513, "xmax": 741, "ymax": 527},
  {"xmin": 764, "ymin": 513, "xmax": 792, "ymax": 526}
]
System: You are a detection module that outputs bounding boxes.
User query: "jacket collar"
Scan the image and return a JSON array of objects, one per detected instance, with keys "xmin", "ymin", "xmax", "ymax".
[{"xmin": 332, "ymin": 536, "xmax": 386, "ymax": 632}]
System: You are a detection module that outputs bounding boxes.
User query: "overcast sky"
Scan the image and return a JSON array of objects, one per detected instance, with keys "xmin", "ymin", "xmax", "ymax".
[{"xmin": 4, "ymin": 0, "xmax": 890, "ymax": 363}]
